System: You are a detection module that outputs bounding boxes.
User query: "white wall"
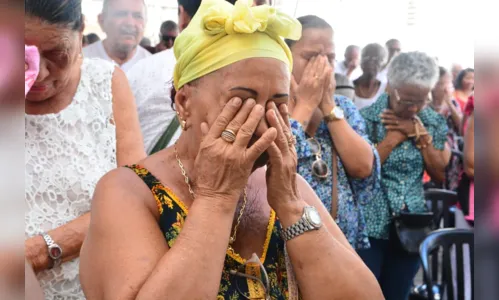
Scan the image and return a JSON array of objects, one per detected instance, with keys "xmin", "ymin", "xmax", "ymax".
[{"xmin": 82, "ymin": 0, "xmax": 474, "ymax": 68}]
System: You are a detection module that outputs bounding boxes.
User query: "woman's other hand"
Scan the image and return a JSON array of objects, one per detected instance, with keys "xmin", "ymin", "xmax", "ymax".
[
  {"xmin": 381, "ymin": 109, "xmax": 418, "ymax": 136},
  {"xmin": 291, "ymin": 55, "xmax": 329, "ymax": 112},
  {"xmin": 319, "ymin": 64, "xmax": 336, "ymax": 115},
  {"xmin": 265, "ymin": 102, "xmax": 302, "ymax": 215},
  {"xmin": 194, "ymin": 97, "xmax": 277, "ymax": 202}
]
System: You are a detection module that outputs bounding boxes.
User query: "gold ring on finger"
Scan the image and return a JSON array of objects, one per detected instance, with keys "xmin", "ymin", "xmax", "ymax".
[{"xmin": 221, "ymin": 129, "xmax": 237, "ymax": 143}]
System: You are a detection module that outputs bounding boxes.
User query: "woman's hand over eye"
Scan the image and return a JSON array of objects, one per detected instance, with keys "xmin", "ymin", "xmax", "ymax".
[
  {"xmin": 265, "ymin": 102, "xmax": 302, "ymax": 215},
  {"xmin": 194, "ymin": 97, "xmax": 277, "ymax": 203},
  {"xmin": 291, "ymin": 55, "xmax": 330, "ymax": 112}
]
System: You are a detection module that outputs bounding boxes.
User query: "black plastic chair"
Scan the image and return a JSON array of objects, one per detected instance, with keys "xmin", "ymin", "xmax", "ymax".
[
  {"xmin": 425, "ymin": 189, "xmax": 458, "ymax": 229},
  {"xmin": 419, "ymin": 228, "xmax": 474, "ymax": 300}
]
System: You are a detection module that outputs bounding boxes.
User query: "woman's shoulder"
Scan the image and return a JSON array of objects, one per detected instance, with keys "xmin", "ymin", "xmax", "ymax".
[
  {"xmin": 93, "ymin": 165, "xmax": 160, "ymax": 218},
  {"xmin": 81, "ymin": 58, "xmax": 116, "ymax": 85}
]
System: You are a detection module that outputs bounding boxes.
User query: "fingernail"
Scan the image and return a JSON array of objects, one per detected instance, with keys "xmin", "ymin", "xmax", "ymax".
[
  {"xmin": 280, "ymin": 104, "xmax": 288, "ymax": 114},
  {"xmin": 246, "ymin": 98, "xmax": 256, "ymax": 106},
  {"xmin": 255, "ymin": 104, "xmax": 264, "ymax": 112},
  {"xmin": 233, "ymin": 98, "xmax": 242, "ymax": 106}
]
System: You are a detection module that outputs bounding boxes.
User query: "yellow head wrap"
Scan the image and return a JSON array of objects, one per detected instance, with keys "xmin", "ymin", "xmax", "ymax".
[{"xmin": 173, "ymin": 0, "xmax": 302, "ymax": 90}]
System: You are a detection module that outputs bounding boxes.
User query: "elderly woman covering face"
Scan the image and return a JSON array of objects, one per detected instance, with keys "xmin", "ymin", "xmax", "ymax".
[
  {"xmin": 359, "ymin": 52, "xmax": 451, "ymax": 300},
  {"xmin": 80, "ymin": 0, "xmax": 382, "ymax": 299}
]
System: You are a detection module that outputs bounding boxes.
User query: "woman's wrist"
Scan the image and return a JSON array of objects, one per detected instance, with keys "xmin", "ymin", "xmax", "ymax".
[
  {"xmin": 273, "ymin": 198, "xmax": 308, "ymax": 228},
  {"xmin": 25, "ymin": 236, "xmax": 50, "ymax": 273},
  {"xmin": 291, "ymin": 103, "xmax": 316, "ymax": 127}
]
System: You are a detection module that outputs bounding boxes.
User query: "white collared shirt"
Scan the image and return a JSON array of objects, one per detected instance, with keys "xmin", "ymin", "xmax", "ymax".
[
  {"xmin": 126, "ymin": 49, "xmax": 180, "ymax": 153},
  {"xmin": 83, "ymin": 40, "xmax": 151, "ymax": 72}
]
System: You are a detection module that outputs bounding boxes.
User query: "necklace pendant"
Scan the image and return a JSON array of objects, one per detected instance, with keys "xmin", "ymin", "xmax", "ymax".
[{"xmin": 229, "ymin": 237, "xmax": 235, "ymax": 245}]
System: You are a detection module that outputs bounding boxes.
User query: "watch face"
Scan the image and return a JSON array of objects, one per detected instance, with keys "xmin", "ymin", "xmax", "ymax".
[
  {"xmin": 48, "ymin": 245, "xmax": 62, "ymax": 259},
  {"xmin": 334, "ymin": 107, "xmax": 345, "ymax": 119},
  {"xmin": 306, "ymin": 207, "xmax": 322, "ymax": 227}
]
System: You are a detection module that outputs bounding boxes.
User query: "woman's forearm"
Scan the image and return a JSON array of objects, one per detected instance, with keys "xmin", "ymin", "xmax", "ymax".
[
  {"xmin": 422, "ymin": 141, "xmax": 451, "ymax": 183},
  {"xmin": 291, "ymin": 104, "xmax": 315, "ymax": 129},
  {"xmin": 135, "ymin": 198, "xmax": 237, "ymax": 300},
  {"xmin": 376, "ymin": 136, "xmax": 399, "ymax": 165},
  {"xmin": 448, "ymin": 103, "xmax": 463, "ymax": 131},
  {"xmin": 326, "ymin": 119, "xmax": 373, "ymax": 178},
  {"xmin": 25, "ymin": 213, "xmax": 90, "ymax": 273},
  {"xmin": 278, "ymin": 201, "xmax": 383, "ymax": 300}
]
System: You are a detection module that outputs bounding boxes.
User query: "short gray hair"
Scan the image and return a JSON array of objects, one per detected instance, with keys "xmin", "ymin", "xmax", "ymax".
[
  {"xmin": 102, "ymin": 0, "xmax": 146, "ymax": 15},
  {"xmin": 387, "ymin": 51, "xmax": 439, "ymax": 90}
]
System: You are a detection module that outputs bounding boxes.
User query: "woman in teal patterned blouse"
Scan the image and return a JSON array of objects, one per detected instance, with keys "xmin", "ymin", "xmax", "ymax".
[{"xmin": 359, "ymin": 52, "xmax": 451, "ymax": 300}]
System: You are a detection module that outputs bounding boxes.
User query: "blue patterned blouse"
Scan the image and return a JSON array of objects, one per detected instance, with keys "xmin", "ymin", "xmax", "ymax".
[
  {"xmin": 360, "ymin": 93, "xmax": 448, "ymax": 240},
  {"xmin": 290, "ymin": 95, "xmax": 381, "ymax": 249}
]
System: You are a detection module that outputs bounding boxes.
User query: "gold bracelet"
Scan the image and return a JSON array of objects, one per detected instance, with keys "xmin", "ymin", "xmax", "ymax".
[{"xmin": 416, "ymin": 135, "xmax": 433, "ymax": 149}]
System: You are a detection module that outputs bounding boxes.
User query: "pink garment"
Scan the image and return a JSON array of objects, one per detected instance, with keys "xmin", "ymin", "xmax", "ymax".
[{"xmin": 25, "ymin": 45, "xmax": 40, "ymax": 96}]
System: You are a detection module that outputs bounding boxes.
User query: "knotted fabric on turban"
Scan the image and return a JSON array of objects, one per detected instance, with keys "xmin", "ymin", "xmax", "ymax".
[{"xmin": 173, "ymin": 0, "xmax": 302, "ymax": 90}]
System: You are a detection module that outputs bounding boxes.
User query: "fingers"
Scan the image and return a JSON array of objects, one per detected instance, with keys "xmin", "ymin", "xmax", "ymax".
[
  {"xmin": 246, "ymin": 128, "xmax": 277, "ymax": 162},
  {"xmin": 225, "ymin": 98, "xmax": 256, "ymax": 135},
  {"xmin": 209, "ymin": 97, "xmax": 243, "ymax": 138},
  {"xmin": 304, "ymin": 56, "xmax": 317, "ymax": 79},
  {"xmin": 235, "ymin": 103, "xmax": 265, "ymax": 147},
  {"xmin": 266, "ymin": 142, "xmax": 283, "ymax": 167},
  {"xmin": 266, "ymin": 102, "xmax": 290, "ymax": 154},
  {"xmin": 381, "ymin": 118, "xmax": 399, "ymax": 125},
  {"xmin": 278, "ymin": 103, "xmax": 291, "ymax": 128}
]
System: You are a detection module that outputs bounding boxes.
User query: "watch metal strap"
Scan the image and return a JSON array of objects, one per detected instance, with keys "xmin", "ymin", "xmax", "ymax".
[
  {"xmin": 281, "ymin": 217, "xmax": 314, "ymax": 242},
  {"xmin": 42, "ymin": 233, "xmax": 62, "ymax": 269}
]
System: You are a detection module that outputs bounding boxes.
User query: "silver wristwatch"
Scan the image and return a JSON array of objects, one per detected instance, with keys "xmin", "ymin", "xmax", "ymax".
[
  {"xmin": 281, "ymin": 206, "xmax": 323, "ymax": 241},
  {"xmin": 42, "ymin": 233, "xmax": 62, "ymax": 269}
]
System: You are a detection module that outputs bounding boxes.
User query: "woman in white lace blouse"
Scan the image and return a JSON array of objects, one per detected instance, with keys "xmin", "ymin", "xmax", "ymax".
[{"xmin": 24, "ymin": 0, "xmax": 146, "ymax": 298}]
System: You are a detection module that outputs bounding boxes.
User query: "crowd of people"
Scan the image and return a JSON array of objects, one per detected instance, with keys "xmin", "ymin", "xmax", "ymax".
[{"xmin": 24, "ymin": 0, "xmax": 477, "ymax": 299}]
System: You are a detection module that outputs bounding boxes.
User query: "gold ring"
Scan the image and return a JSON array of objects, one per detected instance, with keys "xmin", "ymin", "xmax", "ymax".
[{"xmin": 221, "ymin": 129, "xmax": 237, "ymax": 143}]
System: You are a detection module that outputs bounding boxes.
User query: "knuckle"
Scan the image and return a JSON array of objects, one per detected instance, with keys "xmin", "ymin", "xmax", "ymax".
[{"xmin": 216, "ymin": 115, "xmax": 230, "ymax": 127}]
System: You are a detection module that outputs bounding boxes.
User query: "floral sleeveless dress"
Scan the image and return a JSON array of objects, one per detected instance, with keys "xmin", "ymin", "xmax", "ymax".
[{"xmin": 126, "ymin": 165, "xmax": 292, "ymax": 300}]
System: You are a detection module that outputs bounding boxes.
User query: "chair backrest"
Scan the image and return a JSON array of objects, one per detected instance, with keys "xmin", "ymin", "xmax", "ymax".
[
  {"xmin": 425, "ymin": 189, "xmax": 458, "ymax": 229},
  {"xmin": 420, "ymin": 228, "xmax": 474, "ymax": 300}
]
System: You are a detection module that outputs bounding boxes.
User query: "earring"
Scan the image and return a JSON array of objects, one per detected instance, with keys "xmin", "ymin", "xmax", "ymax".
[{"xmin": 177, "ymin": 112, "xmax": 187, "ymax": 131}]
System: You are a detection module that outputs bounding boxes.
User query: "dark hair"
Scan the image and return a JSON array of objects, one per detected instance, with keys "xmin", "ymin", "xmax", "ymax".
[
  {"xmin": 438, "ymin": 66, "xmax": 448, "ymax": 78},
  {"xmin": 86, "ymin": 33, "xmax": 100, "ymax": 44},
  {"xmin": 386, "ymin": 39, "xmax": 400, "ymax": 47},
  {"xmin": 161, "ymin": 20, "xmax": 178, "ymax": 32},
  {"xmin": 25, "ymin": 0, "xmax": 83, "ymax": 31},
  {"xmin": 178, "ymin": 0, "xmax": 202, "ymax": 18},
  {"xmin": 285, "ymin": 15, "xmax": 332, "ymax": 48},
  {"xmin": 454, "ymin": 68, "xmax": 474, "ymax": 90}
]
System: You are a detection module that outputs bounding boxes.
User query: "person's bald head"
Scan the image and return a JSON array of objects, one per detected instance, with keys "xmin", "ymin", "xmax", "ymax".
[{"xmin": 99, "ymin": 0, "xmax": 146, "ymax": 54}]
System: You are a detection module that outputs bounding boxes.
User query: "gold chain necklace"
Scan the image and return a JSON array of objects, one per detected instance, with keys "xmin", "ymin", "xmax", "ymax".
[{"xmin": 174, "ymin": 144, "xmax": 248, "ymax": 252}]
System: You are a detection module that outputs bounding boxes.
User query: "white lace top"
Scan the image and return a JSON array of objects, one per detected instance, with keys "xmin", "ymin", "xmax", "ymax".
[{"xmin": 25, "ymin": 58, "xmax": 117, "ymax": 299}]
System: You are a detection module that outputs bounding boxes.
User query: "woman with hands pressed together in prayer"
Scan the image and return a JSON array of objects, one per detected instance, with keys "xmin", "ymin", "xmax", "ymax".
[
  {"xmin": 359, "ymin": 52, "xmax": 451, "ymax": 300},
  {"xmin": 286, "ymin": 16, "xmax": 380, "ymax": 250},
  {"xmin": 79, "ymin": 1, "xmax": 382, "ymax": 299}
]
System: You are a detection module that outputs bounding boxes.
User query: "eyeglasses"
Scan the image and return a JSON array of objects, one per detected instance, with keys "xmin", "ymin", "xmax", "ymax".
[
  {"xmin": 230, "ymin": 253, "xmax": 270, "ymax": 300},
  {"xmin": 161, "ymin": 35, "xmax": 176, "ymax": 43},
  {"xmin": 394, "ymin": 89, "xmax": 431, "ymax": 108},
  {"xmin": 307, "ymin": 138, "xmax": 330, "ymax": 179}
]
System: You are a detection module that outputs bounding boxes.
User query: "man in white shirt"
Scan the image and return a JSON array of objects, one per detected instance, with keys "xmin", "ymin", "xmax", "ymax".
[
  {"xmin": 335, "ymin": 45, "xmax": 362, "ymax": 80},
  {"xmin": 127, "ymin": 0, "xmax": 203, "ymax": 153},
  {"xmin": 377, "ymin": 39, "xmax": 401, "ymax": 83},
  {"xmin": 83, "ymin": 0, "xmax": 150, "ymax": 72}
]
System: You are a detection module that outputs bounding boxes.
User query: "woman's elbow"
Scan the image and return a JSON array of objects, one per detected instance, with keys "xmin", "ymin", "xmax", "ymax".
[{"xmin": 348, "ymin": 154, "xmax": 374, "ymax": 179}]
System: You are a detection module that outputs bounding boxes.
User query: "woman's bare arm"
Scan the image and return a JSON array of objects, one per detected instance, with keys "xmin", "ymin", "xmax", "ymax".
[
  {"xmin": 80, "ymin": 168, "xmax": 239, "ymax": 300},
  {"xmin": 279, "ymin": 175, "xmax": 383, "ymax": 300},
  {"xmin": 464, "ymin": 115, "xmax": 474, "ymax": 177},
  {"xmin": 111, "ymin": 67, "xmax": 146, "ymax": 166}
]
